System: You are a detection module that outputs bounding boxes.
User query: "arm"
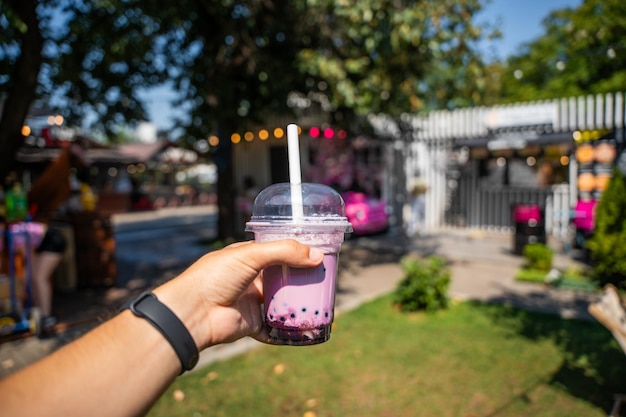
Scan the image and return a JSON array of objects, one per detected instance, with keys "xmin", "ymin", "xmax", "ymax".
[{"xmin": 0, "ymin": 239, "xmax": 324, "ymax": 417}]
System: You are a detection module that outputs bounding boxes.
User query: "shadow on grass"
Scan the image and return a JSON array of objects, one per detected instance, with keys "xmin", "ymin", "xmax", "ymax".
[{"xmin": 473, "ymin": 298, "xmax": 626, "ymax": 414}]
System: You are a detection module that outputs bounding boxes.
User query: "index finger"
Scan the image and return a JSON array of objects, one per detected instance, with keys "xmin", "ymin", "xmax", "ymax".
[{"xmin": 223, "ymin": 239, "xmax": 324, "ymax": 271}]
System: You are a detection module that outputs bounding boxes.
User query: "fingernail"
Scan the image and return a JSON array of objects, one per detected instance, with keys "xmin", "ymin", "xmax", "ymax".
[{"xmin": 309, "ymin": 248, "xmax": 324, "ymax": 261}]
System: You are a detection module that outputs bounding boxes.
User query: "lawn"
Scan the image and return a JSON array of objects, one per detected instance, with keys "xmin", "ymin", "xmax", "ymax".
[
  {"xmin": 148, "ymin": 296, "xmax": 625, "ymax": 417},
  {"xmin": 515, "ymin": 267, "xmax": 599, "ymax": 292}
]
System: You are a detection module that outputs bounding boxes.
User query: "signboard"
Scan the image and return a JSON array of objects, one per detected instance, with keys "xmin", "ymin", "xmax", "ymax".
[{"xmin": 484, "ymin": 103, "xmax": 558, "ymax": 130}]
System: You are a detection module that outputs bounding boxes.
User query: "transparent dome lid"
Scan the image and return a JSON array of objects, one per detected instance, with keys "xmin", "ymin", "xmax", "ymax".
[{"xmin": 245, "ymin": 183, "xmax": 352, "ymax": 231}]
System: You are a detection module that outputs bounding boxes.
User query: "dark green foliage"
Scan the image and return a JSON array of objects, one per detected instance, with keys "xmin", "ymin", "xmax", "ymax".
[
  {"xmin": 586, "ymin": 169, "xmax": 626, "ymax": 289},
  {"xmin": 500, "ymin": 0, "xmax": 626, "ymax": 103},
  {"xmin": 393, "ymin": 255, "xmax": 450, "ymax": 312},
  {"xmin": 523, "ymin": 243, "xmax": 554, "ymax": 272}
]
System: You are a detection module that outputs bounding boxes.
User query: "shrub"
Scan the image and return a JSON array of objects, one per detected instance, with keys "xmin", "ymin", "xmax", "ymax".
[
  {"xmin": 522, "ymin": 243, "xmax": 553, "ymax": 272},
  {"xmin": 586, "ymin": 169, "xmax": 626, "ymax": 289},
  {"xmin": 394, "ymin": 255, "xmax": 450, "ymax": 312}
]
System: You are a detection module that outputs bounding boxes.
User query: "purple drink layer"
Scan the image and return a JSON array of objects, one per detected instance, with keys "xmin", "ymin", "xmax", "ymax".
[{"xmin": 263, "ymin": 254, "xmax": 338, "ymax": 345}]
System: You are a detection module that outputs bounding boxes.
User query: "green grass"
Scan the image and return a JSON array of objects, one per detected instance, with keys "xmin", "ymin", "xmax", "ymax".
[
  {"xmin": 515, "ymin": 267, "xmax": 598, "ymax": 292},
  {"xmin": 148, "ymin": 296, "xmax": 624, "ymax": 417}
]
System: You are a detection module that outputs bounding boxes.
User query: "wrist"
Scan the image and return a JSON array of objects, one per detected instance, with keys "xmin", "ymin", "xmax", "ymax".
[
  {"xmin": 126, "ymin": 291, "xmax": 199, "ymax": 373},
  {"xmin": 152, "ymin": 281, "xmax": 213, "ymax": 350}
]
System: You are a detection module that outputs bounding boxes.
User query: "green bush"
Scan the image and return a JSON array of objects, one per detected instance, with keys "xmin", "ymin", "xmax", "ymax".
[
  {"xmin": 586, "ymin": 169, "xmax": 626, "ymax": 289},
  {"xmin": 522, "ymin": 243, "xmax": 553, "ymax": 272},
  {"xmin": 393, "ymin": 255, "xmax": 450, "ymax": 312}
]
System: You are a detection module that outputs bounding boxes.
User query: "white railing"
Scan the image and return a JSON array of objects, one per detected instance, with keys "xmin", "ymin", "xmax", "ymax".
[{"xmin": 372, "ymin": 92, "xmax": 625, "ymax": 238}]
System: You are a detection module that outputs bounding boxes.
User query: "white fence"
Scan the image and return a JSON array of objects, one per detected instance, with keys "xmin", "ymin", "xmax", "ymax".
[{"xmin": 370, "ymin": 92, "xmax": 626, "ymax": 237}]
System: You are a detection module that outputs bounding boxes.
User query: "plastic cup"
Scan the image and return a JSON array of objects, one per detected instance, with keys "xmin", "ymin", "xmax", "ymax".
[{"xmin": 245, "ymin": 182, "xmax": 353, "ymax": 345}]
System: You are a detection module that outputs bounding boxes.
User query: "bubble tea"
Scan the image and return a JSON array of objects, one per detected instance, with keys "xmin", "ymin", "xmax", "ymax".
[{"xmin": 245, "ymin": 182, "xmax": 352, "ymax": 345}]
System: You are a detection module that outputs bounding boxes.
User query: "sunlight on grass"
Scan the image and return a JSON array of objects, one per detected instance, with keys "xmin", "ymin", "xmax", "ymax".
[
  {"xmin": 515, "ymin": 267, "xmax": 598, "ymax": 292},
  {"xmin": 148, "ymin": 296, "xmax": 624, "ymax": 417}
]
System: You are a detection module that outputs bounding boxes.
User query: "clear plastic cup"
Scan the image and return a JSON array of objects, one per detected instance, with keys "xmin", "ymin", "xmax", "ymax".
[{"xmin": 245, "ymin": 183, "xmax": 353, "ymax": 345}]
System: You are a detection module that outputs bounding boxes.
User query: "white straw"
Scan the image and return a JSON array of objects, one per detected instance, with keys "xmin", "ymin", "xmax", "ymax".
[{"xmin": 287, "ymin": 123, "xmax": 304, "ymax": 220}]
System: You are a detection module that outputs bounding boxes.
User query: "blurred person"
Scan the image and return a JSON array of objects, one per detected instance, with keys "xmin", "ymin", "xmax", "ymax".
[
  {"xmin": 0, "ymin": 239, "xmax": 324, "ymax": 417},
  {"xmin": 237, "ymin": 176, "xmax": 259, "ymax": 232},
  {"xmin": 27, "ymin": 143, "xmax": 90, "ymax": 333},
  {"xmin": 407, "ymin": 178, "xmax": 428, "ymax": 237}
]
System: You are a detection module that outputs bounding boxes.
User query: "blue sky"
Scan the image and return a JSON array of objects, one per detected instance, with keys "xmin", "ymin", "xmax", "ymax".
[
  {"xmin": 144, "ymin": 0, "xmax": 584, "ymax": 130},
  {"xmin": 477, "ymin": 0, "xmax": 582, "ymax": 60}
]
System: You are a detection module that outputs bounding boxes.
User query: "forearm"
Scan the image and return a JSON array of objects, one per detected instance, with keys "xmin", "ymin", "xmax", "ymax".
[
  {"xmin": 0, "ymin": 240, "xmax": 323, "ymax": 417},
  {"xmin": 0, "ymin": 299, "xmax": 190, "ymax": 417}
]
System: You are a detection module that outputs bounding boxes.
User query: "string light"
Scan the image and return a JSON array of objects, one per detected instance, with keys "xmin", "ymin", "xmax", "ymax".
[
  {"xmin": 273, "ymin": 128, "xmax": 284, "ymax": 139},
  {"xmin": 207, "ymin": 125, "xmax": 350, "ymax": 145}
]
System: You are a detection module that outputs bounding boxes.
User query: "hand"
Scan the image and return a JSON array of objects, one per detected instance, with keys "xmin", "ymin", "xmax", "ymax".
[{"xmin": 154, "ymin": 239, "xmax": 324, "ymax": 350}]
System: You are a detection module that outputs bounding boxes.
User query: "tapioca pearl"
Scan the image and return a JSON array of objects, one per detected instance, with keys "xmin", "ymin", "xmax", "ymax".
[
  {"xmin": 324, "ymin": 312, "xmax": 329, "ymax": 318},
  {"xmin": 301, "ymin": 307, "xmax": 307, "ymax": 313},
  {"xmin": 280, "ymin": 316, "xmax": 286, "ymax": 322},
  {"xmin": 290, "ymin": 313, "xmax": 296, "ymax": 319},
  {"xmin": 314, "ymin": 310, "xmax": 319, "ymax": 315}
]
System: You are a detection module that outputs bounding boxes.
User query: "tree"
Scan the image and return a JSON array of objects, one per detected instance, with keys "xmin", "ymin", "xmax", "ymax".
[
  {"xmin": 586, "ymin": 169, "xmax": 626, "ymax": 289},
  {"xmin": 0, "ymin": 0, "xmax": 45, "ymax": 182},
  {"xmin": 296, "ymin": 0, "xmax": 491, "ymax": 121},
  {"xmin": 0, "ymin": 0, "xmax": 175, "ymax": 183},
  {"xmin": 1, "ymin": 0, "xmax": 494, "ymax": 239},
  {"xmin": 1, "ymin": 0, "xmax": 312, "ymax": 239},
  {"xmin": 151, "ymin": 0, "xmax": 313, "ymax": 238},
  {"xmin": 499, "ymin": 0, "xmax": 626, "ymax": 102}
]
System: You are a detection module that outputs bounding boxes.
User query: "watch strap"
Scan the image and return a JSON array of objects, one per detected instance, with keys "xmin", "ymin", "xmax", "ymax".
[{"xmin": 127, "ymin": 291, "xmax": 199, "ymax": 374}]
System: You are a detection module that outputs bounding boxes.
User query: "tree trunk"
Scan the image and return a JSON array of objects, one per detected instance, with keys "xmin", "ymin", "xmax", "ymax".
[
  {"xmin": 0, "ymin": 0, "xmax": 44, "ymax": 184},
  {"xmin": 213, "ymin": 128, "xmax": 237, "ymax": 241}
]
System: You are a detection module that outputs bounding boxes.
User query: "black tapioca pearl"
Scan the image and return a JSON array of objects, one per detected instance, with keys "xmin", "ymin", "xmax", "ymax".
[
  {"xmin": 301, "ymin": 308, "xmax": 307, "ymax": 312},
  {"xmin": 325, "ymin": 312, "xmax": 329, "ymax": 318},
  {"xmin": 280, "ymin": 316, "xmax": 286, "ymax": 322},
  {"xmin": 290, "ymin": 313, "xmax": 296, "ymax": 319},
  {"xmin": 314, "ymin": 310, "xmax": 319, "ymax": 315},
  {"xmin": 269, "ymin": 314, "xmax": 274, "ymax": 320}
]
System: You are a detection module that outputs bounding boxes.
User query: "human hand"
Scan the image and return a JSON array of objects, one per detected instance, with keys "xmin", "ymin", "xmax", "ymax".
[{"xmin": 154, "ymin": 239, "xmax": 324, "ymax": 350}]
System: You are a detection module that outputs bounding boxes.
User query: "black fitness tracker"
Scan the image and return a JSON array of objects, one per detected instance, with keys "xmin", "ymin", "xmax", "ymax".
[{"xmin": 126, "ymin": 291, "xmax": 199, "ymax": 373}]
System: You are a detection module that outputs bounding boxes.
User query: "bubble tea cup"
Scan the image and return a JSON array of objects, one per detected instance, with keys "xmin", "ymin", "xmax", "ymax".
[{"xmin": 245, "ymin": 182, "xmax": 352, "ymax": 345}]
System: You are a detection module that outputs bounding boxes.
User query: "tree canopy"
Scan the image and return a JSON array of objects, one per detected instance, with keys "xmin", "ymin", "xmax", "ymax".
[
  {"xmin": 1, "ymin": 0, "xmax": 493, "ymax": 150},
  {"xmin": 499, "ymin": 0, "xmax": 626, "ymax": 102},
  {"xmin": 1, "ymin": 0, "xmax": 494, "ymax": 236},
  {"xmin": 297, "ymin": 0, "xmax": 490, "ymax": 123}
]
